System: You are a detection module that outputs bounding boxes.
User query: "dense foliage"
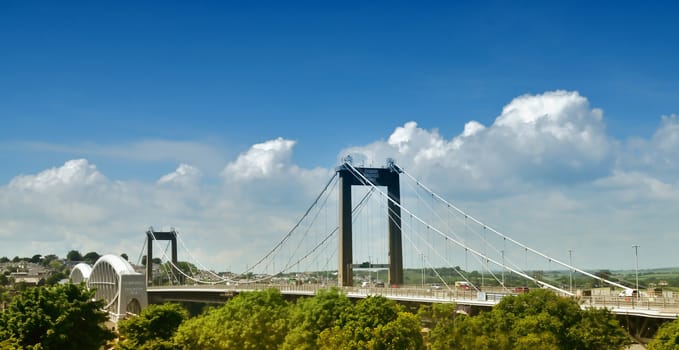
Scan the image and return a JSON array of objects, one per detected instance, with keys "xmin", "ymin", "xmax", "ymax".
[
  {"xmin": 125, "ymin": 288, "xmax": 641, "ymax": 349},
  {"xmin": 648, "ymin": 318, "xmax": 679, "ymax": 350},
  {"xmin": 0, "ymin": 283, "xmax": 114, "ymax": 350},
  {"xmin": 0, "ymin": 284, "xmax": 641, "ymax": 349},
  {"xmin": 318, "ymin": 295, "xmax": 424, "ymax": 350},
  {"xmin": 117, "ymin": 303, "xmax": 187, "ymax": 350},
  {"xmin": 174, "ymin": 288, "xmax": 290, "ymax": 349},
  {"xmin": 281, "ymin": 287, "xmax": 351, "ymax": 350},
  {"xmin": 422, "ymin": 289, "xmax": 629, "ymax": 350}
]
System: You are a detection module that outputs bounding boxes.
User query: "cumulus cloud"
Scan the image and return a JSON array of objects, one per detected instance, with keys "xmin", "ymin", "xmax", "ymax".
[
  {"xmin": 1, "ymin": 90, "xmax": 679, "ymax": 270},
  {"xmin": 158, "ymin": 164, "xmax": 202, "ymax": 186},
  {"xmin": 491, "ymin": 90, "xmax": 608, "ymax": 156},
  {"xmin": 387, "ymin": 122, "xmax": 452, "ymax": 161},
  {"xmin": 222, "ymin": 137, "xmax": 296, "ymax": 181},
  {"xmin": 9, "ymin": 139, "xmax": 228, "ymax": 175},
  {"xmin": 594, "ymin": 170, "xmax": 677, "ymax": 202},
  {"xmin": 8, "ymin": 159, "xmax": 106, "ymax": 192},
  {"xmin": 653, "ymin": 114, "xmax": 679, "ymax": 152},
  {"xmin": 343, "ymin": 90, "xmax": 614, "ymax": 193},
  {"xmin": 0, "ymin": 137, "xmax": 333, "ymax": 269},
  {"xmin": 620, "ymin": 114, "xmax": 679, "ymax": 180}
]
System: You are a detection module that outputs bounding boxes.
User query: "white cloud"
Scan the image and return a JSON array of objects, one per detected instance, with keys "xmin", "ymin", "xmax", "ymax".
[
  {"xmin": 387, "ymin": 122, "xmax": 451, "ymax": 162},
  {"xmin": 0, "ymin": 136, "xmax": 335, "ymax": 269},
  {"xmin": 490, "ymin": 90, "xmax": 608, "ymax": 157},
  {"xmin": 10, "ymin": 139, "xmax": 228, "ymax": 175},
  {"xmin": 222, "ymin": 137, "xmax": 296, "ymax": 181},
  {"xmin": 594, "ymin": 170, "xmax": 677, "ymax": 202},
  {"xmin": 342, "ymin": 90, "xmax": 614, "ymax": 193},
  {"xmin": 495, "ymin": 90, "xmax": 602, "ymax": 128},
  {"xmin": 158, "ymin": 164, "xmax": 202, "ymax": 186},
  {"xmin": 653, "ymin": 114, "xmax": 679, "ymax": 152},
  {"xmin": 1, "ymin": 90, "xmax": 678, "ymax": 271},
  {"xmin": 334, "ymin": 91, "xmax": 678, "ymax": 268},
  {"xmin": 462, "ymin": 120, "xmax": 485, "ymax": 137},
  {"xmin": 620, "ymin": 114, "xmax": 679, "ymax": 180},
  {"xmin": 8, "ymin": 159, "xmax": 106, "ymax": 192}
]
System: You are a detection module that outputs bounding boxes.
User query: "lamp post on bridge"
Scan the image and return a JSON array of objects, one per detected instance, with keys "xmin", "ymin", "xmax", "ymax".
[
  {"xmin": 368, "ymin": 256, "xmax": 372, "ymax": 285},
  {"xmin": 420, "ymin": 253, "xmax": 425, "ymax": 289},
  {"xmin": 501, "ymin": 250, "xmax": 505, "ymax": 287},
  {"xmin": 569, "ymin": 249, "xmax": 573, "ymax": 294},
  {"xmin": 633, "ymin": 245, "xmax": 640, "ymax": 300}
]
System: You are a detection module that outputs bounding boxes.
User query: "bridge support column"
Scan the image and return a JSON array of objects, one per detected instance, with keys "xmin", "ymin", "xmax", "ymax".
[
  {"xmin": 117, "ymin": 274, "xmax": 148, "ymax": 320},
  {"xmin": 387, "ymin": 181, "xmax": 403, "ymax": 286},
  {"xmin": 337, "ymin": 161, "xmax": 403, "ymax": 287},
  {"xmin": 338, "ymin": 174, "xmax": 353, "ymax": 287}
]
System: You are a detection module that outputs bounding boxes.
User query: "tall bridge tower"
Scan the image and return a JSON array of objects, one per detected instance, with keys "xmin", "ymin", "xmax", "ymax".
[
  {"xmin": 336, "ymin": 160, "xmax": 403, "ymax": 287},
  {"xmin": 145, "ymin": 228, "xmax": 179, "ymax": 286}
]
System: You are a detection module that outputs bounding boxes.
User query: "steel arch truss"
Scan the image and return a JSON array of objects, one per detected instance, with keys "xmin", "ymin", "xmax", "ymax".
[
  {"xmin": 69, "ymin": 263, "xmax": 92, "ymax": 284},
  {"xmin": 70, "ymin": 254, "xmax": 148, "ymax": 321}
]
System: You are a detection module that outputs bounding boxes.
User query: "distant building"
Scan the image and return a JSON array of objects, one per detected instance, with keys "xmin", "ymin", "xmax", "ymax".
[
  {"xmin": 10, "ymin": 271, "xmax": 45, "ymax": 286},
  {"xmin": 2, "ymin": 261, "xmax": 53, "ymax": 287}
]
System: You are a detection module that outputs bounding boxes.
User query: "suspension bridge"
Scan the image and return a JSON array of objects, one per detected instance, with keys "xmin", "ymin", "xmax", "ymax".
[{"xmin": 69, "ymin": 159, "xmax": 679, "ymax": 340}]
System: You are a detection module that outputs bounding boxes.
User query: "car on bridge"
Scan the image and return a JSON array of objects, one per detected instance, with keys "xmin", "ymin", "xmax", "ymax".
[
  {"xmin": 455, "ymin": 281, "xmax": 473, "ymax": 290},
  {"xmin": 360, "ymin": 280, "xmax": 385, "ymax": 288},
  {"xmin": 374, "ymin": 281, "xmax": 385, "ymax": 287},
  {"xmin": 618, "ymin": 288, "xmax": 639, "ymax": 297},
  {"xmin": 514, "ymin": 286, "xmax": 530, "ymax": 293}
]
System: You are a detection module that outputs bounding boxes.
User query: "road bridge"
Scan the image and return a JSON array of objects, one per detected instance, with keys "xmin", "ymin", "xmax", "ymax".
[
  {"xmin": 145, "ymin": 284, "xmax": 679, "ymax": 319},
  {"xmin": 69, "ymin": 159, "xmax": 676, "ymax": 342}
]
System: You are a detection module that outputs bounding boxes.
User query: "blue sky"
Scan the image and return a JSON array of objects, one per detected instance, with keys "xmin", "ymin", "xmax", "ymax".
[{"xmin": 1, "ymin": 1, "xmax": 679, "ymax": 272}]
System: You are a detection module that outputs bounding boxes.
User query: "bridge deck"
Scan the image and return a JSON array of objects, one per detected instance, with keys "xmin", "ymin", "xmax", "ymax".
[{"xmin": 147, "ymin": 284, "xmax": 679, "ymax": 319}]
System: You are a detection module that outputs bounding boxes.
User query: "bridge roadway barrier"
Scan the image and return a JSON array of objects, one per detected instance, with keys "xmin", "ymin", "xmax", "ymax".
[
  {"xmin": 581, "ymin": 295, "xmax": 679, "ymax": 319},
  {"xmin": 147, "ymin": 284, "xmax": 679, "ymax": 319},
  {"xmin": 148, "ymin": 283, "xmax": 497, "ymax": 307}
]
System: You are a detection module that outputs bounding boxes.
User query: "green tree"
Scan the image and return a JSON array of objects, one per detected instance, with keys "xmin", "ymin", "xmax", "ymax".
[
  {"xmin": 141, "ymin": 256, "xmax": 163, "ymax": 266},
  {"xmin": 0, "ymin": 256, "xmax": 9, "ymax": 263},
  {"xmin": 568, "ymin": 308, "xmax": 630, "ymax": 350},
  {"xmin": 12, "ymin": 281, "xmax": 28, "ymax": 292},
  {"xmin": 282, "ymin": 288, "xmax": 352, "ymax": 350},
  {"xmin": 419, "ymin": 303, "xmax": 467, "ymax": 350},
  {"xmin": 491, "ymin": 289, "xmax": 582, "ymax": 349},
  {"xmin": 82, "ymin": 251, "xmax": 101, "ymax": 264},
  {"xmin": 156, "ymin": 261, "xmax": 197, "ymax": 284},
  {"xmin": 595, "ymin": 270, "xmax": 613, "ymax": 287},
  {"xmin": 174, "ymin": 289, "xmax": 290, "ymax": 349},
  {"xmin": 0, "ymin": 337, "xmax": 21, "ymax": 349},
  {"xmin": 0, "ymin": 283, "xmax": 114, "ymax": 349},
  {"xmin": 429, "ymin": 289, "xmax": 629, "ymax": 350},
  {"xmin": 66, "ymin": 250, "xmax": 82, "ymax": 261},
  {"xmin": 318, "ymin": 295, "xmax": 424, "ymax": 350},
  {"xmin": 174, "ymin": 261, "xmax": 197, "ymax": 277},
  {"xmin": 438, "ymin": 311, "xmax": 513, "ymax": 350},
  {"xmin": 648, "ymin": 318, "xmax": 679, "ymax": 350},
  {"xmin": 117, "ymin": 303, "xmax": 187, "ymax": 350},
  {"xmin": 48, "ymin": 259, "xmax": 64, "ymax": 271},
  {"xmin": 0, "ymin": 286, "xmax": 12, "ymax": 307},
  {"xmin": 42, "ymin": 254, "xmax": 59, "ymax": 266},
  {"xmin": 45, "ymin": 271, "xmax": 67, "ymax": 286},
  {"xmin": 372, "ymin": 311, "xmax": 424, "ymax": 349}
]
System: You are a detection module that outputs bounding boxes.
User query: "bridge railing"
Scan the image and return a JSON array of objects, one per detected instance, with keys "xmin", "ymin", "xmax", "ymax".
[
  {"xmin": 148, "ymin": 283, "xmax": 679, "ymax": 316},
  {"xmin": 150, "ymin": 283, "xmax": 508, "ymax": 305},
  {"xmin": 580, "ymin": 295, "xmax": 679, "ymax": 315}
]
